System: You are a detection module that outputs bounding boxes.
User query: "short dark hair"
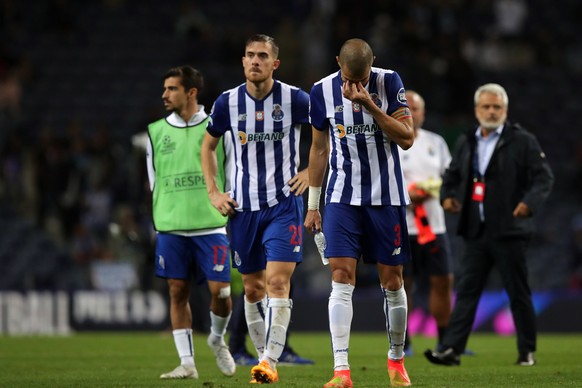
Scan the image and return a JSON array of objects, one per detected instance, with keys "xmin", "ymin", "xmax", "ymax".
[
  {"xmin": 245, "ymin": 34, "xmax": 279, "ymax": 58},
  {"xmin": 338, "ymin": 39, "xmax": 374, "ymax": 80},
  {"xmin": 164, "ymin": 65, "xmax": 204, "ymax": 94}
]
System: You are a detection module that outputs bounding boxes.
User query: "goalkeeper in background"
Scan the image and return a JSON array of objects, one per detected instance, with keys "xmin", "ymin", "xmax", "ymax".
[{"xmin": 399, "ymin": 90, "xmax": 454, "ymax": 354}]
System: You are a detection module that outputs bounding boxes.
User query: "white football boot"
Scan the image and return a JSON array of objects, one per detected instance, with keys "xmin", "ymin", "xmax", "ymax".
[
  {"xmin": 207, "ymin": 334, "xmax": 236, "ymax": 376},
  {"xmin": 160, "ymin": 364, "xmax": 198, "ymax": 379}
]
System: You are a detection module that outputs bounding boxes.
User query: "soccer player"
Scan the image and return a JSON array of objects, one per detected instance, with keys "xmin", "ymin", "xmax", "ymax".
[
  {"xmin": 147, "ymin": 66, "xmax": 236, "ymax": 379},
  {"xmin": 400, "ymin": 90, "xmax": 454, "ymax": 353},
  {"xmin": 304, "ymin": 38, "xmax": 414, "ymax": 387},
  {"xmin": 201, "ymin": 34, "xmax": 310, "ymax": 384}
]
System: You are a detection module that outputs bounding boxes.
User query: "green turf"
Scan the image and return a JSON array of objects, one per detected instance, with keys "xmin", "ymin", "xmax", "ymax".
[{"xmin": 1, "ymin": 332, "xmax": 581, "ymax": 387}]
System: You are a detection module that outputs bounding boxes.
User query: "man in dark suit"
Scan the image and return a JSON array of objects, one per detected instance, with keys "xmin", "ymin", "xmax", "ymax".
[{"xmin": 424, "ymin": 83, "xmax": 554, "ymax": 367}]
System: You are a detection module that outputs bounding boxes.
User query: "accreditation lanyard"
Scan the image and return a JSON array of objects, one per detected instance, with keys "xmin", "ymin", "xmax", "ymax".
[{"xmin": 471, "ymin": 147, "xmax": 485, "ymax": 202}]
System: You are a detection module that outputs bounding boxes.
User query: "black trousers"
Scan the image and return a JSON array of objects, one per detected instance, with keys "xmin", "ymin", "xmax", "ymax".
[{"xmin": 442, "ymin": 235, "xmax": 536, "ymax": 354}]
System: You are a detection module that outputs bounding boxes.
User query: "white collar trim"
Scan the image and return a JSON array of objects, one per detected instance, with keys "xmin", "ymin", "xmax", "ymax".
[{"xmin": 166, "ymin": 105, "xmax": 207, "ymax": 127}]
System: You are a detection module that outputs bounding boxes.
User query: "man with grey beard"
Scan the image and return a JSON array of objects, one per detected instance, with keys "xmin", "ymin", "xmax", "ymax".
[{"xmin": 424, "ymin": 83, "xmax": 553, "ymax": 367}]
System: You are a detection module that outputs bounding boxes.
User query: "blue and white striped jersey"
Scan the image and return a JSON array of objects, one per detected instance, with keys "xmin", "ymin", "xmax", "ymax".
[
  {"xmin": 310, "ymin": 67, "xmax": 410, "ymax": 207},
  {"xmin": 208, "ymin": 80, "xmax": 310, "ymax": 211}
]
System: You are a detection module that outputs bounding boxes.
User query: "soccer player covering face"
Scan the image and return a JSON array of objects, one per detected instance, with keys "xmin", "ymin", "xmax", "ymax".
[
  {"xmin": 304, "ymin": 38, "xmax": 414, "ymax": 387},
  {"xmin": 201, "ymin": 34, "xmax": 310, "ymax": 384},
  {"xmin": 147, "ymin": 66, "xmax": 236, "ymax": 380}
]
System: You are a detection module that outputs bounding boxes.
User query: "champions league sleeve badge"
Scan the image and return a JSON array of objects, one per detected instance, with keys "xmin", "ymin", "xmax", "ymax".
[{"xmin": 397, "ymin": 88, "xmax": 407, "ymax": 104}]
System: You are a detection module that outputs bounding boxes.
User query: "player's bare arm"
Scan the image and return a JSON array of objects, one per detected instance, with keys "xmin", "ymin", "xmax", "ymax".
[
  {"xmin": 304, "ymin": 127, "xmax": 329, "ymax": 233},
  {"xmin": 307, "ymin": 126, "xmax": 329, "ymax": 191},
  {"xmin": 304, "ymin": 201, "xmax": 324, "ymax": 233},
  {"xmin": 342, "ymin": 81, "xmax": 414, "ymax": 150},
  {"xmin": 201, "ymin": 132, "xmax": 238, "ymax": 216}
]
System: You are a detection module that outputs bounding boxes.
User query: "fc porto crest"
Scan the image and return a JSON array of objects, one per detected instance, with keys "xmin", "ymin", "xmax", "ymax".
[
  {"xmin": 271, "ymin": 104, "xmax": 284, "ymax": 122},
  {"xmin": 370, "ymin": 93, "xmax": 382, "ymax": 108}
]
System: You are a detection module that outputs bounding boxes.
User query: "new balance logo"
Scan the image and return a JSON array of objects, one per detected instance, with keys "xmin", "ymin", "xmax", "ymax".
[
  {"xmin": 293, "ymin": 246, "xmax": 301, "ymax": 253},
  {"xmin": 391, "ymin": 247, "xmax": 401, "ymax": 256}
]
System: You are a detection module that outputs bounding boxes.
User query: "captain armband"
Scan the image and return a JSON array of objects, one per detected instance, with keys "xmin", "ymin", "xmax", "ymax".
[
  {"xmin": 308, "ymin": 186, "xmax": 322, "ymax": 210},
  {"xmin": 392, "ymin": 107, "xmax": 412, "ymax": 121}
]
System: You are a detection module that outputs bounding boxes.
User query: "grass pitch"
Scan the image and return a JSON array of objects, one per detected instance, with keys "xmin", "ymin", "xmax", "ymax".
[{"xmin": 1, "ymin": 332, "xmax": 581, "ymax": 387}]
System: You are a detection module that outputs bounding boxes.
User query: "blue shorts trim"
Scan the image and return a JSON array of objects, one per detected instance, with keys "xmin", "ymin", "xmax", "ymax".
[
  {"xmin": 323, "ymin": 203, "xmax": 411, "ymax": 266},
  {"xmin": 229, "ymin": 195, "xmax": 303, "ymax": 274},
  {"xmin": 154, "ymin": 233, "xmax": 231, "ymax": 282}
]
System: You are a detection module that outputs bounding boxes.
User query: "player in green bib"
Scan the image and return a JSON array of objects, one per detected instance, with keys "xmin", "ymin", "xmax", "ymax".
[{"xmin": 147, "ymin": 66, "xmax": 235, "ymax": 380}]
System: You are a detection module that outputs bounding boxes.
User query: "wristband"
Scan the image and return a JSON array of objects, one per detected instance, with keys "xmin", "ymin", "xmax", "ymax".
[{"xmin": 307, "ymin": 186, "xmax": 322, "ymax": 210}]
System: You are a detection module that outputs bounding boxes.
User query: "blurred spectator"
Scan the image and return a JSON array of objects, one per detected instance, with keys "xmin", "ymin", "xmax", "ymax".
[
  {"xmin": 273, "ymin": 17, "xmax": 302, "ymax": 82},
  {"xmin": 174, "ymin": 0, "xmax": 210, "ymax": 39},
  {"xmin": 494, "ymin": 0, "xmax": 528, "ymax": 37},
  {"xmin": 0, "ymin": 68, "xmax": 21, "ymax": 121},
  {"xmin": 0, "ymin": 132, "xmax": 24, "ymax": 204},
  {"xmin": 110, "ymin": 206, "xmax": 146, "ymax": 254},
  {"xmin": 105, "ymin": 204, "xmax": 149, "ymax": 286},
  {"xmin": 70, "ymin": 221, "xmax": 100, "ymax": 266},
  {"xmin": 368, "ymin": 13, "xmax": 396, "ymax": 68},
  {"xmin": 32, "ymin": 128, "xmax": 80, "ymax": 243},
  {"xmin": 479, "ymin": 34, "xmax": 508, "ymax": 71},
  {"xmin": 299, "ymin": 3, "xmax": 332, "ymax": 89}
]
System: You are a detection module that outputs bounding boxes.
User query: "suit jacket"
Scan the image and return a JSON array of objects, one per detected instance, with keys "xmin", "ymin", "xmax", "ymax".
[{"xmin": 441, "ymin": 122, "xmax": 554, "ymax": 239}]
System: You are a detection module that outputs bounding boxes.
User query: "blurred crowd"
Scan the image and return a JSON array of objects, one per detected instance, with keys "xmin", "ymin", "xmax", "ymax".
[{"xmin": 1, "ymin": 0, "xmax": 581, "ymax": 291}]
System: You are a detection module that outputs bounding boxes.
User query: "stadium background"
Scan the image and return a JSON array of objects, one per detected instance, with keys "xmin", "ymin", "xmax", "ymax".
[{"xmin": 0, "ymin": 0, "xmax": 581, "ymax": 335}]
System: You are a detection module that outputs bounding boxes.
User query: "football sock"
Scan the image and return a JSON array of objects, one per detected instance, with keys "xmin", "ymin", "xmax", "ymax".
[
  {"xmin": 245, "ymin": 295, "xmax": 267, "ymax": 359},
  {"xmin": 263, "ymin": 297, "xmax": 292, "ymax": 368},
  {"xmin": 173, "ymin": 328, "xmax": 195, "ymax": 366},
  {"xmin": 329, "ymin": 281, "xmax": 355, "ymax": 370},
  {"xmin": 208, "ymin": 311, "xmax": 231, "ymax": 345},
  {"xmin": 383, "ymin": 285, "xmax": 408, "ymax": 360}
]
